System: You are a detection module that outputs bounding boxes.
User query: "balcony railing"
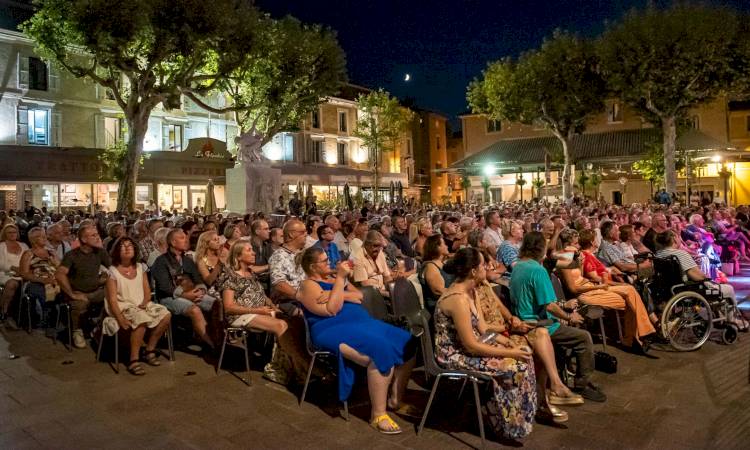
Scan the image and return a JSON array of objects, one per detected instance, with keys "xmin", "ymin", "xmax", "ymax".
[{"xmin": 412, "ymin": 174, "xmax": 430, "ymax": 185}]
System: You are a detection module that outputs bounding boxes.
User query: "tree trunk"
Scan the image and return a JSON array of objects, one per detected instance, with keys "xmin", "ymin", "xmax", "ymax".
[
  {"xmin": 560, "ymin": 137, "xmax": 573, "ymax": 201},
  {"xmin": 117, "ymin": 114, "xmax": 148, "ymax": 213},
  {"xmin": 663, "ymin": 116, "xmax": 677, "ymax": 195},
  {"xmin": 372, "ymin": 144, "xmax": 379, "ymax": 204}
]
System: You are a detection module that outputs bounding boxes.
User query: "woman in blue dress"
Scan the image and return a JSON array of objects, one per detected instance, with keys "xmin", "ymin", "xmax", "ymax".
[{"xmin": 297, "ymin": 247, "xmax": 416, "ymax": 435}]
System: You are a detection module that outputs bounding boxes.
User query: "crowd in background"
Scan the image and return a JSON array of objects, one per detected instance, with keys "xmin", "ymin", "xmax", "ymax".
[{"xmin": 1, "ymin": 196, "xmax": 748, "ymax": 441}]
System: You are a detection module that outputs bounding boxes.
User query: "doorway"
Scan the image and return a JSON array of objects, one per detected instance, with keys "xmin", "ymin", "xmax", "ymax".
[{"xmin": 612, "ymin": 191, "xmax": 623, "ymax": 206}]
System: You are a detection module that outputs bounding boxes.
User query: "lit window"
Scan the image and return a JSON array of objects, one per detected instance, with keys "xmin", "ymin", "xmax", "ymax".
[
  {"xmin": 338, "ymin": 111, "xmax": 348, "ymax": 133},
  {"xmin": 307, "ymin": 139, "xmax": 323, "ymax": 163},
  {"xmin": 104, "ymin": 117, "xmax": 122, "ymax": 148},
  {"xmin": 337, "ymin": 142, "xmax": 347, "ymax": 165},
  {"xmin": 27, "ymin": 108, "xmax": 49, "ymax": 145},
  {"xmin": 486, "ymin": 119, "xmax": 502, "ymax": 133},
  {"xmin": 167, "ymin": 124, "xmax": 183, "ymax": 151},
  {"xmin": 607, "ymin": 101, "xmax": 623, "ymax": 123},
  {"xmin": 690, "ymin": 115, "xmax": 700, "ymax": 130}
]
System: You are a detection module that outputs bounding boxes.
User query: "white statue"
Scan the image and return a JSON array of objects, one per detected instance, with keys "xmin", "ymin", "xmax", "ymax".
[{"xmin": 235, "ymin": 121, "xmax": 265, "ymax": 163}]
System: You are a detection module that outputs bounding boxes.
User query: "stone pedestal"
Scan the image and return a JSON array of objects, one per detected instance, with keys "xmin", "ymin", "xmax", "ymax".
[{"xmin": 226, "ymin": 163, "xmax": 281, "ymax": 214}]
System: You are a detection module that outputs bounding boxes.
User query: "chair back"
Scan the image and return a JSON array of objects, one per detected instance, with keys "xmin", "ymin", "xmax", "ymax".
[
  {"xmin": 418, "ymin": 311, "xmax": 442, "ymax": 377},
  {"xmin": 652, "ymin": 256, "xmax": 685, "ymax": 297},
  {"xmin": 551, "ymin": 270, "xmax": 575, "ymax": 301},
  {"xmin": 491, "ymin": 283, "xmax": 513, "ymax": 310},
  {"xmin": 299, "ymin": 309, "xmax": 319, "ymax": 356},
  {"xmin": 392, "ymin": 277, "xmax": 422, "ymax": 318}
]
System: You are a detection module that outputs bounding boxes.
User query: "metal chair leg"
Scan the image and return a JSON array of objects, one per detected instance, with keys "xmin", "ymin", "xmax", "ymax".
[
  {"xmin": 458, "ymin": 377, "xmax": 468, "ymax": 399},
  {"xmin": 65, "ymin": 305, "xmax": 72, "ymax": 352},
  {"xmin": 599, "ymin": 316, "xmax": 608, "ymax": 352},
  {"xmin": 53, "ymin": 303, "xmax": 61, "ymax": 345},
  {"xmin": 417, "ymin": 374, "xmax": 443, "ymax": 435},
  {"xmin": 25, "ymin": 296, "xmax": 32, "ymax": 334},
  {"xmin": 615, "ymin": 310, "xmax": 624, "ymax": 343},
  {"xmin": 113, "ymin": 331, "xmax": 119, "ymax": 374},
  {"xmin": 216, "ymin": 331, "xmax": 229, "ymax": 374},
  {"xmin": 300, "ymin": 353, "xmax": 318, "ymax": 406},
  {"xmin": 167, "ymin": 324, "xmax": 175, "ymax": 361},
  {"xmin": 96, "ymin": 331, "xmax": 105, "ymax": 362},
  {"xmin": 342, "ymin": 400, "xmax": 349, "ymax": 421},
  {"xmin": 472, "ymin": 379, "xmax": 486, "ymax": 449},
  {"xmin": 242, "ymin": 332, "xmax": 252, "ymax": 386}
]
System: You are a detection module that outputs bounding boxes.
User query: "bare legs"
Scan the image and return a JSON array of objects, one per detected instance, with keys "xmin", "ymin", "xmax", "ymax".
[
  {"xmin": 528, "ymin": 327, "xmax": 572, "ymax": 397},
  {"xmin": 186, "ymin": 305, "xmax": 213, "ymax": 348},
  {"xmin": 246, "ymin": 315, "xmax": 288, "ymax": 338},
  {"xmin": 129, "ymin": 314, "xmax": 172, "ymax": 362},
  {"xmin": 0, "ymin": 279, "xmax": 19, "ymax": 315}
]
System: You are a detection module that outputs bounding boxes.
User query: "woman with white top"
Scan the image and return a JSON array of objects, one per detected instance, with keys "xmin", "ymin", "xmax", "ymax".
[
  {"xmin": 0, "ymin": 224, "xmax": 29, "ymax": 324},
  {"xmin": 105, "ymin": 237, "xmax": 171, "ymax": 376}
]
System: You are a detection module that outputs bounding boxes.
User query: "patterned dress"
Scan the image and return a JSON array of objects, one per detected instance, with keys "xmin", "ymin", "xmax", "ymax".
[{"xmin": 434, "ymin": 294, "xmax": 537, "ymax": 440}]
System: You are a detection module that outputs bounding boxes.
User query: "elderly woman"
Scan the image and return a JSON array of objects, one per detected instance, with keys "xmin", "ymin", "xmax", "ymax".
[
  {"xmin": 19, "ymin": 227, "xmax": 59, "ymax": 325},
  {"xmin": 352, "ymin": 231, "xmax": 395, "ymax": 297},
  {"xmin": 435, "ymin": 248, "xmax": 538, "ymax": 440},
  {"xmin": 497, "ymin": 219, "xmax": 524, "ymax": 273},
  {"xmin": 0, "ymin": 224, "xmax": 29, "ymax": 323},
  {"xmin": 145, "ymin": 227, "xmax": 171, "ymax": 268},
  {"xmin": 559, "ymin": 229, "xmax": 657, "ymax": 355},
  {"xmin": 297, "ymin": 247, "xmax": 416, "ymax": 435},
  {"xmin": 417, "ymin": 234, "xmax": 452, "ymax": 313},
  {"xmin": 218, "ymin": 241, "xmax": 287, "ymax": 337},
  {"xmin": 106, "ymin": 237, "xmax": 171, "ymax": 375}
]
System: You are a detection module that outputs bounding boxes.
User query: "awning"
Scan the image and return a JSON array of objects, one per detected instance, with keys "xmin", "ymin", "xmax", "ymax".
[{"xmin": 451, "ymin": 128, "xmax": 738, "ymax": 174}]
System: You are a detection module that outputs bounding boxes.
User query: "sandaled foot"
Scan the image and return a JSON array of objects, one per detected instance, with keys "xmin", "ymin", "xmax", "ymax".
[
  {"xmin": 548, "ymin": 389, "xmax": 584, "ymax": 406},
  {"xmin": 127, "ymin": 361, "xmax": 145, "ymax": 376},
  {"xmin": 144, "ymin": 351, "xmax": 161, "ymax": 366},
  {"xmin": 370, "ymin": 413, "xmax": 402, "ymax": 435}
]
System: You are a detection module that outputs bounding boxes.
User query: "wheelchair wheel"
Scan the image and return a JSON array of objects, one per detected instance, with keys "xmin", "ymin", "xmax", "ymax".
[
  {"xmin": 721, "ymin": 324, "xmax": 738, "ymax": 345},
  {"xmin": 661, "ymin": 291, "xmax": 713, "ymax": 352}
]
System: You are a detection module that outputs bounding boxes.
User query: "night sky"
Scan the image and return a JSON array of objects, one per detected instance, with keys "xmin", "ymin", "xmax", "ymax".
[{"xmin": 257, "ymin": 0, "xmax": 750, "ymax": 128}]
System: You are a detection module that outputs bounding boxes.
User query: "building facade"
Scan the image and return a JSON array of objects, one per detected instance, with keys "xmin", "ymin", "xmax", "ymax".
[
  {"xmin": 0, "ymin": 28, "xmax": 237, "ymax": 213},
  {"xmin": 458, "ymin": 97, "xmax": 750, "ymax": 205}
]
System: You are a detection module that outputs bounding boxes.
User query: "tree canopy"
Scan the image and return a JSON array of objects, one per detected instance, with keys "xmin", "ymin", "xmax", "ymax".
[
  {"xmin": 23, "ymin": 0, "xmax": 260, "ymax": 211},
  {"xmin": 597, "ymin": 3, "xmax": 748, "ymax": 194},
  {"xmin": 354, "ymin": 89, "xmax": 414, "ymax": 202},
  {"xmin": 468, "ymin": 30, "xmax": 606, "ymax": 200}
]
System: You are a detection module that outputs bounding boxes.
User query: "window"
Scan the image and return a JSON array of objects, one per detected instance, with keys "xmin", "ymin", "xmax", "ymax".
[
  {"xmin": 607, "ymin": 101, "xmax": 623, "ymax": 123},
  {"xmin": 337, "ymin": 142, "xmax": 347, "ymax": 165},
  {"xmin": 690, "ymin": 115, "xmax": 701, "ymax": 130},
  {"xmin": 307, "ymin": 139, "xmax": 323, "ymax": 163},
  {"xmin": 338, "ymin": 111, "xmax": 348, "ymax": 133},
  {"xmin": 164, "ymin": 124, "xmax": 183, "ymax": 151},
  {"xmin": 27, "ymin": 108, "xmax": 49, "ymax": 145},
  {"xmin": 28, "ymin": 57, "xmax": 48, "ymax": 91},
  {"xmin": 405, "ymin": 138, "xmax": 412, "ymax": 157},
  {"xmin": 486, "ymin": 118, "xmax": 502, "ymax": 133},
  {"xmin": 104, "ymin": 117, "xmax": 122, "ymax": 148},
  {"xmin": 311, "ymin": 108, "xmax": 321, "ymax": 129},
  {"xmin": 436, "ymin": 135, "xmax": 441, "ymax": 150}
]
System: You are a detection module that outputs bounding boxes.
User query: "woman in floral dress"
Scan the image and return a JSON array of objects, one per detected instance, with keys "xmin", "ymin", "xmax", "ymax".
[{"xmin": 434, "ymin": 247, "xmax": 537, "ymax": 441}]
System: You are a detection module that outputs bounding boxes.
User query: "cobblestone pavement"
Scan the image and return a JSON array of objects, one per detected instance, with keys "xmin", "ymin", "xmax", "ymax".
[{"xmin": 1, "ymin": 265, "xmax": 749, "ymax": 449}]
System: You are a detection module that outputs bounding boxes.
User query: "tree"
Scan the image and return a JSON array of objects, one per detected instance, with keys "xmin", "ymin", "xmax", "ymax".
[
  {"xmin": 24, "ymin": 0, "xmax": 258, "ymax": 211},
  {"xmin": 183, "ymin": 15, "xmax": 347, "ymax": 152},
  {"xmin": 461, "ymin": 174, "xmax": 472, "ymax": 203},
  {"xmin": 632, "ymin": 140, "xmax": 688, "ymax": 188},
  {"xmin": 598, "ymin": 4, "xmax": 746, "ymax": 195},
  {"xmin": 468, "ymin": 30, "xmax": 606, "ymax": 200},
  {"xmin": 354, "ymin": 90, "xmax": 414, "ymax": 203},
  {"xmin": 481, "ymin": 176, "xmax": 491, "ymax": 204}
]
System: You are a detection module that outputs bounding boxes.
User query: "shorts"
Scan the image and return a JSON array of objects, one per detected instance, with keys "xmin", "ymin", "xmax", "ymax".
[
  {"xmin": 159, "ymin": 295, "xmax": 215, "ymax": 316},
  {"xmin": 230, "ymin": 313, "xmax": 258, "ymax": 328}
]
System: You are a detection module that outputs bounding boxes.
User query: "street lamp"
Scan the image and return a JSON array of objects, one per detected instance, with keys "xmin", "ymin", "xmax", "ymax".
[{"xmin": 483, "ymin": 164, "xmax": 496, "ymax": 177}]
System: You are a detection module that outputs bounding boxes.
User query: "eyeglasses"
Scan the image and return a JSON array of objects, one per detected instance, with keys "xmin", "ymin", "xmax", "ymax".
[{"xmin": 317, "ymin": 258, "xmax": 329, "ymax": 264}]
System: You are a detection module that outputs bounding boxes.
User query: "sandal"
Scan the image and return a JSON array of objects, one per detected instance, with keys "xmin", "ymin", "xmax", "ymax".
[
  {"xmin": 127, "ymin": 361, "xmax": 145, "ymax": 376},
  {"xmin": 144, "ymin": 351, "xmax": 161, "ymax": 366},
  {"xmin": 370, "ymin": 413, "xmax": 402, "ymax": 435}
]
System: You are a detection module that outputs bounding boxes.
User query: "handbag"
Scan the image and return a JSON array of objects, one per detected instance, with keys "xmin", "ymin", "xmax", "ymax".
[
  {"xmin": 594, "ymin": 351, "xmax": 617, "ymax": 374},
  {"xmin": 45, "ymin": 283, "xmax": 61, "ymax": 302}
]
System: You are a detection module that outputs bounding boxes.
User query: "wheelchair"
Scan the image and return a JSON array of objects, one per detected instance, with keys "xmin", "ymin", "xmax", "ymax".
[{"xmin": 642, "ymin": 255, "xmax": 741, "ymax": 351}]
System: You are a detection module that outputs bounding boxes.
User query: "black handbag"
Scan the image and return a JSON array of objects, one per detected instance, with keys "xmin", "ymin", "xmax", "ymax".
[{"xmin": 594, "ymin": 351, "xmax": 617, "ymax": 374}]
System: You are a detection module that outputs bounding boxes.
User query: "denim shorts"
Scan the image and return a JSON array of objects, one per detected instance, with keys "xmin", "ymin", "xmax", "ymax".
[{"xmin": 159, "ymin": 295, "xmax": 215, "ymax": 316}]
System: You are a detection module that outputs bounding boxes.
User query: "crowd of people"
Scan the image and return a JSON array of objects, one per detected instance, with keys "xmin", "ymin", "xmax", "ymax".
[{"xmin": 0, "ymin": 197, "xmax": 748, "ymax": 442}]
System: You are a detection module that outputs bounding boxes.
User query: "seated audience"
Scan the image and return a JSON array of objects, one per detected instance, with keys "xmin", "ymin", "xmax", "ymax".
[
  {"xmin": 0, "ymin": 224, "xmax": 28, "ymax": 325},
  {"xmin": 417, "ymin": 234, "xmax": 452, "ymax": 312}
]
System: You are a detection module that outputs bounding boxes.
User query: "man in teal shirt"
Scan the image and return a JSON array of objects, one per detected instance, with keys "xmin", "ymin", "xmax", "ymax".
[{"xmin": 510, "ymin": 232, "xmax": 606, "ymax": 403}]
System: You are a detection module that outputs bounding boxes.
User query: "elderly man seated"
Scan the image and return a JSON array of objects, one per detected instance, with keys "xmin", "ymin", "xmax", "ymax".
[{"xmin": 351, "ymin": 231, "xmax": 394, "ymax": 298}]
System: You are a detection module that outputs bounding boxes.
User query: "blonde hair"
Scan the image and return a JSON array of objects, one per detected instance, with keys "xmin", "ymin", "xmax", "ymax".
[
  {"xmin": 195, "ymin": 230, "xmax": 217, "ymax": 261},
  {"xmin": 228, "ymin": 240, "xmax": 252, "ymax": 271},
  {"xmin": 0, "ymin": 224, "xmax": 19, "ymax": 242}
]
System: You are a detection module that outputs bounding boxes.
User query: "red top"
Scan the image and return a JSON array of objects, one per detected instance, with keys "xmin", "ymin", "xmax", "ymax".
[{"xmin": 582, "ymin": 250, "xmax": 607, "ymax": 277}]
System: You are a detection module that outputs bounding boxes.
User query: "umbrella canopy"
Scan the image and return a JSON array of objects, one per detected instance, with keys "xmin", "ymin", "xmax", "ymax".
[
  {"xmin": 344, "ymin": 183, "xmax": 353, "ymax": 211},
  {"xmin": 397, "ymin": 181, "xmax": 404, "ymax": 203},
  {"xmin": 204, "ymin": 179, "xmax": 216, "ymax": 215},
  {"xmin": 389, "ymin": 181, "xmax": 395, "ymax": 204}
]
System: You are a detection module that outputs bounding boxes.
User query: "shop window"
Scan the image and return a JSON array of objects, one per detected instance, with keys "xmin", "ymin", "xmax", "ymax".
[
  {"xmin": 486, "ymin": 119, "xmax": 502, "ymax": 133},
  {"xmin": 607, "ymin": 101, "xmax": 623, "ymax": 123},
  {"xmin": 337, "ymin": 142, "xmax": 347, "ymax": 165},
  {"xmin": 338, "ymin": 111, "xmax": 348, "ymax": 133},
  {"xmin": 27, "ymin": 108, "xmax": 49, "ymax": 145},
  {"xmin": 311, "ymin": 108, "xmax": 321, "ymax": 129},
  {"xmin": 307, "ymin": 139, "xmax": 323, "ymax": 163}
]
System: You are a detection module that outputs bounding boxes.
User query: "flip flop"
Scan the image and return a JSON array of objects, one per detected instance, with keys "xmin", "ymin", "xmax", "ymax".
[
  {"xmin": 127, "ymin": 361, "xmax": 145, "ymax": 376},
  {"xmin": 370, "ymin": 413, "xmax": 402, "ymax": 435},
  {"xmin": 144, "ymin": 351, "xmax": 161, "ymax": 366}
]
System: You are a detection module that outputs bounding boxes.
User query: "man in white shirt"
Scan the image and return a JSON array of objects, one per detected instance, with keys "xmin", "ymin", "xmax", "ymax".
[{"xmin": 482, "ymin": 210, "xmax": 503, "ymax": 256}]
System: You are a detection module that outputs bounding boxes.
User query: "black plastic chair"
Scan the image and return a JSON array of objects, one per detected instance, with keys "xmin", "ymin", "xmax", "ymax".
[
  {"xmin": 298, "ymin": 311, "xmax": 349, "ymax": 420},
  {"xmin": 416, "ymin": 311, "xmax": 491, "ymax": 448}
]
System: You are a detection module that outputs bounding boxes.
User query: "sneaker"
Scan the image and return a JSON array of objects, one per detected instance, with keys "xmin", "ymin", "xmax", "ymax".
[
  {"xmin": 573, "ymin": 383, "xmax": 607, "ymax": 403},
  {"xmin": 72, "ymin": 329, "xmax": 87, "ymax": 349}
]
